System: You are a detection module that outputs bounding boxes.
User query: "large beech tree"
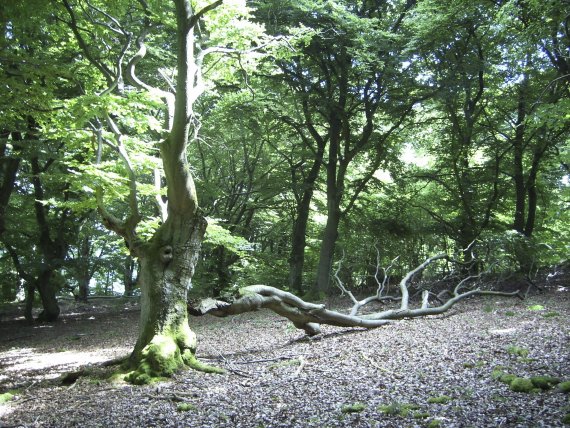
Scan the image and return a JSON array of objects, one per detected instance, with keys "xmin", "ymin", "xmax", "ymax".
[{"xmin": 57, "ymin": 0, "xmax": 266, "ymax": 379}]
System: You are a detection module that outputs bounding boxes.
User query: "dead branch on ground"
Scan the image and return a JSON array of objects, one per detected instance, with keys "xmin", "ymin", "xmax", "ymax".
[{"xmin": 189, "ymin": 245, "xmax": 523, "ymax": 336}]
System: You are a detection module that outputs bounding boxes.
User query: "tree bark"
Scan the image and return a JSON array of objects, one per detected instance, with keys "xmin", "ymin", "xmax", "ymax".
[
  {"xmin": 35, "ymin": 269, "xmax": 60, "ymax": 322},
  {"xmin": 288, "ymin": 192, "xmax": 313, "ymax": 294},
  {"xmin": 127, "ymin": 213, "xmax": 210, "ymax": 383},
  {"xmin": 24, "ymin": 283, "xmax": 35, "ymax": 323},
  {"xmin": 123, "ymin": 255, "xmax": 137, "ymax": 297},
  {"xmin": 315, "ymin": 204, "xmax": 342, "ymax": 295},
  {"xmin": 191, "ymin": 283, "xmax": 522, "ymax": 336},
  {"xmin": 29, "ymin": 156, "xmax": 66, "ymax": 320},
  {"xmin": 0, "ymin": 131, "xmax": 21, "ymax": 236},
  {"xmin": 77, "ymin": 236, "xmax": 91, "ymax": 302}
]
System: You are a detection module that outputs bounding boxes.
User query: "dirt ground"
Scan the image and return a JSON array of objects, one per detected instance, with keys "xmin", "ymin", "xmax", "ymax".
[{"xmin": 0, "ymin": 282, "xmax": 569, "ymax": 427}]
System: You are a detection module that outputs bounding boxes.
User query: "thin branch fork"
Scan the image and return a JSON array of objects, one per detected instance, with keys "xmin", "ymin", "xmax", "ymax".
[{"xmin": 89, "ymin": 119, "xmax": 142, "ymax": 252}]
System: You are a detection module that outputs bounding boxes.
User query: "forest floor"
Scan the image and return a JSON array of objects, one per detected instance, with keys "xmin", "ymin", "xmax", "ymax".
[{"xmin": 0, "ymin": 275, "xmax": 569, "ymax": 427}]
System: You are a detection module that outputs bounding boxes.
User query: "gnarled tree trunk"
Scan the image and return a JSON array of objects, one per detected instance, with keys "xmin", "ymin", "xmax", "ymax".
[
  {"xmin": 120, "ymin": 0, "xmax": 224, "ymax": 381},
  {"xmin": 127, "ymin": 213, "xmax": 209, "ymax": 383}
]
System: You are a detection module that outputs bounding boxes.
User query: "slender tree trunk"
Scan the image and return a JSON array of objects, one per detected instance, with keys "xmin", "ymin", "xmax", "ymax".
[
  {"xmin": 288, "ymin": 195, "xmax": 312, "ymax": 294},
  {"xmin": 77, "ymin": 276, "xmax": 90, "ymax": 302},
  {"xmin": 30, "ymin": 156, "xmax": 64, "ymax": 320},
  {"xmin": 77, "ymin": 237, "xmax": 91, "ymax": 301},
  {"xmin": 513, "ymin": 69, "xmax": 529, "ymax": 234},
  {"xmin": 0, "ymin": 149, "xmax": 20, "ymax": 235},
  {"xmin": 212, "ymin": 246, "xmax": 231, "ymax": 295},
  {"xmin": 315, "ymin": 161, "xmax": 343, "ymax": 295},
  {"xmin": 513, "ymin": 134, "xmax": 526, "ymax": 233},
  {"xmin": 525, "ymin": 181, "xmax": 537, "ymax": 237},
  {"xmin": 24, "ymin": 283, "xmax": 35, "ymax": 323},
  {"xmin": 315, "ymin": 206, "xmax": 342, "ymax": 294},
  {"xmin": 123, "ymin": 255, "xmax": 137, "ymax": 297}
]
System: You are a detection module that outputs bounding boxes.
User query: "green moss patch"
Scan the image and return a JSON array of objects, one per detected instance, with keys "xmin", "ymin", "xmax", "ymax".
[
  {"xmin": 177, "ymin": 402, "xmax": 197, "ymax": 412},
  {"xmin": 492, "ymin": 369, "xmax": 516, "ymax": 385},
  {"xmin": 530, "ymin": 376, "xmax": 560, "ymax": 390},
  {"xmin": 562, "ymin": 413, "xmax": 570, "ymax": 424},
  {"xmin": 463, "ymin": 360, "xmax": 485, "ymax": 369},
  {"xmin": 268, "ymin": 359, "xmax": 301, "ymax": 370},
  {"xmin": 427, "ymin": 395, "xmax": 452, "ymax": 404},
  {"xmin": 506, "ymin": 345, "xmax": 529, "ymax": 358},
  {"xmin": 427, "ymin": 420, "xmax": 442, "ymax": 428},
  {"xmin": 493, "ymin": 369, "xmax": 563, "ymax": 394},
  {"xmin": 126, "ymin": 334, "xmax": 224, "ymax": 385},
  {"xmin": 378, "ymin": 402, "xmax": 420, "ymax": 417},
  {"xmin": 0, "ymin": 391, "xmax": 15, "ymax": 404},
  {"xmin": 509, "ymin": 377, "xmax": 540, "ymax": 393},
  {"xmin": 341, "ymin": 403, "xmax": 366, "ymax": 414},
  {"xmin": 527, "ymin": 304, "xmax": 544, "ymax": 311},
  {"xmin": 558, "ymin": 381, "xmax": 570, "ymax": 393},
  {"xmin": 542, "ymin": 311, "xmax": 560, "ymax": 318}
]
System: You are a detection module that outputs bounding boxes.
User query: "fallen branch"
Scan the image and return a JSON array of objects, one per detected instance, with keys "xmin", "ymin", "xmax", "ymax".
[{"xmin": 189, "ymin": 248, "xmax": 523, "ymax": 337}]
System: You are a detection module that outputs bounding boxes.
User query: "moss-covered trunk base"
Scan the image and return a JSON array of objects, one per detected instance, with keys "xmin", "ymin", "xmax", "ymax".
[{"xmin": 126, "ymin": 324, "xmax": 223, "ymax": 385}]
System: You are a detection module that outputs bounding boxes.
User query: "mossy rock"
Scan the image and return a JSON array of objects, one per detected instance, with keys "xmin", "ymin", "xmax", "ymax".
[
  {"xmin": 530, "ymin": 376, "xmax": 560, "ymax": 390},
  {"xmin": 341, "ymin": 403, "xmax": 366, "ymax": 414},
  {"xmin": 509, "ymin": 377, "xmax": 539, "ymax": 393},
  {"xmin": 562, "ymin": 413, "xmax": 570, "ymax": 425},
  {"xmin": 558, "ymin": 381, "xmax": 570, "ymax": 393},
  {"xmin": 427, "ymin": 420, "xmax": 442, "ymax": 428},
  {"xmin": 427, "ymin": 395, "xmax": 452, "ymax": 404},
  {"xmin": 413, "ymin": 412, "xmax": 430, "ymax": 419}
]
